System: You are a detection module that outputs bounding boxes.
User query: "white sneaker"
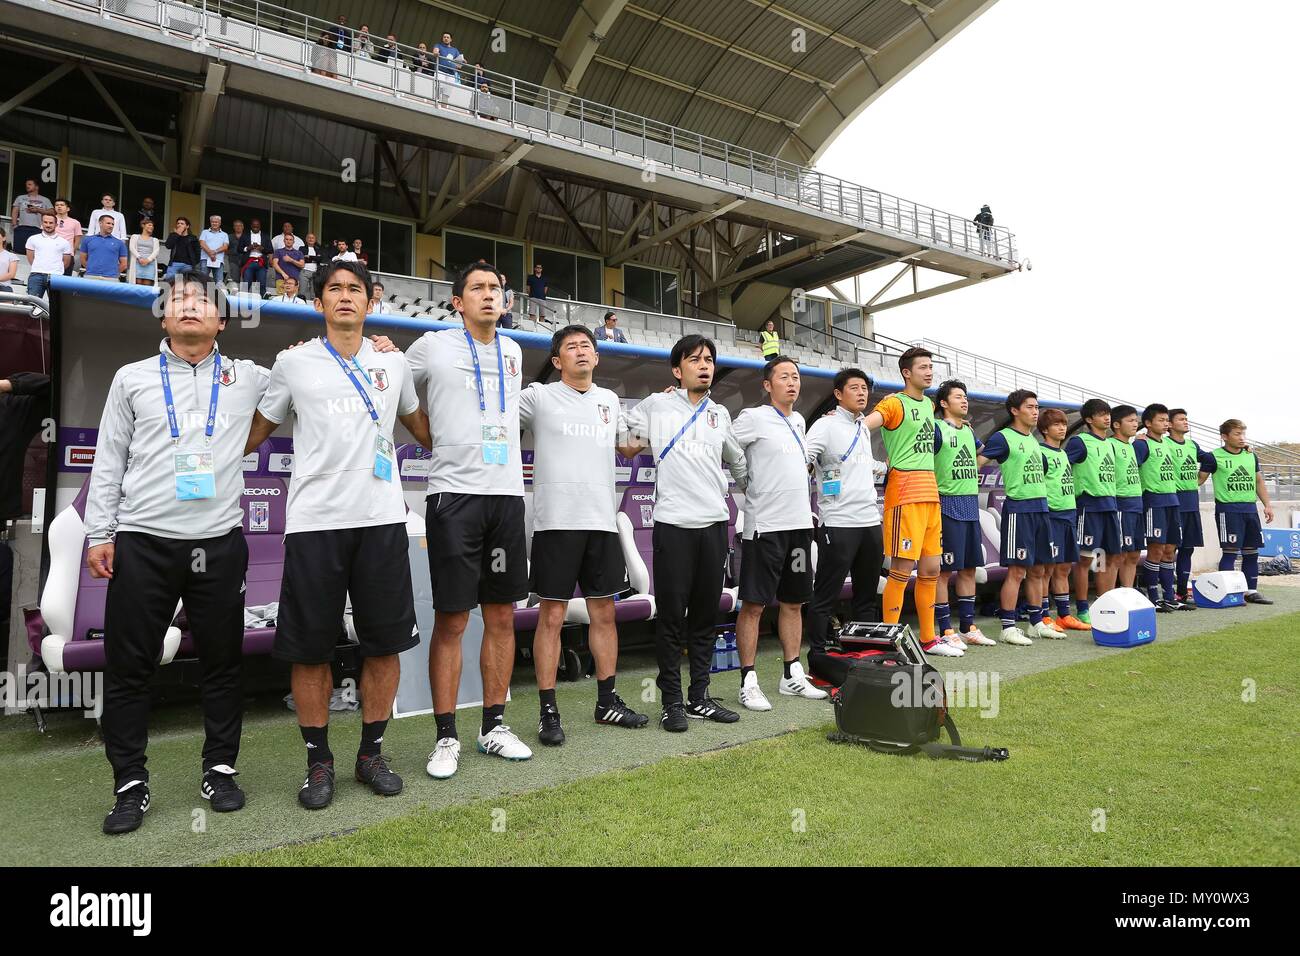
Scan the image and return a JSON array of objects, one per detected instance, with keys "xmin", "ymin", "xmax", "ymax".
[
  {"xmin": 1000, "ymin": 626, "xmax": 1033, "ymax": 646},
  {"xmin": 1033, "ymin": 621, "xmax": 1067, "ymax": 640},
  {"xmin": 426, "ymin": 737, "xmax": 461, "ymax": 779},
  {"xmin": 738, "ymin": 670, "xmax": 773, "ymax": 711},
  {"xmin": 961, "ymin": 626, "xmax": 996, "ymax": 646},
  {"xmin": 924, "ymin": 636, "xmax": 965, "ymax": 658},
  {"xmin": 477, "ymin": 724, "xmax": 533, "ymax": 761},
  {"xmin": 778, "ymin": 662, "xmax": 828, "ymax": 699},
  {"xmin": 943, "ymin": 629, "xmax": 968, "ymax": 651}
]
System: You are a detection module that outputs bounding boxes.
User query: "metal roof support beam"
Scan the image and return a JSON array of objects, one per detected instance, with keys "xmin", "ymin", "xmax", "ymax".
[
  {"xmin": 702, "ymin": 231, "xmax": 868, "ymax": 293},
  {"xmin": 868, "ymin": 274, "xmax": 991, "ymax": 312},
  {"xmin": 609, "ymin": 200, "xmax": 656, "ymax": 256},
  {"xmin": 424, "ymin": 142, "xmax": 532, "ymax": 232},
  {"xmin": 532, "ymin": 172, "xmax": 603, "ymax": 256},
  {"xmin": 179, "ymin": 61, "xmax": 226, "ymax": 190},
  {"xmin": 0, "ymin": 62, "xmax": 75, "ymax": 121},
  {"xmin": 670, "ymin": 236, "xmax": 713, "ymax": 284},
  {"xmin": 783, "ymin": 0, "xmax": 997, "ymax": 165},
  {"xmin": 736, "ymin": 0, "xmax": 878, "ymax": 56},
  {"xmin": 79, "ymin": 65, "xmax": 167, "ymax": 175},
  {"xmin": 866, "ymin": 263, "xmax": 912, "ymax": 307},
  {"xmin": 377, "ymin": 139, "xmax": 423, "ymax": 221},
  {"xmin": 590, "ymin": 54, "xmax": 796, "ymax": 129},
  {"xmin": 899, "ymin": 0, "xmax": 937, "ymax": 15},
  {"xmin": 608, "ymin": 198, "xmax": 743, "ymax": 266}
]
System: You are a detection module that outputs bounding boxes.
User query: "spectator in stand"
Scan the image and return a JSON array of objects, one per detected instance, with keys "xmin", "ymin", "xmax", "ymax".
[
  {"xmin": 433, "ymin": 32, "xmax": 471, "ymax": 83},
  {"xmin": 10, "ymin": 179, "xmax": 52, "ymax": 257},
  {"xmin": 974, "ymin": 204, "xmax": 994, "ymax": 255},
  {"xmin": 474, "ymin": 67, "xmax": 500, "ymax": 119},
  {"xmin": 272, "ymin": 238, "xmax": 305, "ymax": 294},
  {"xmin": 300, "ymin": 231, "xmax": 322, "ymax": 288},
  {"xmin": 53, "ymin": 198, "xmax": 83, "ymax": 275},
  {"xmin": 271, "ymin": 221, "xmax": 299, "ymax": 251},
  {"xmin": 163, "ymin": 216, "xmax": 200, "ymax": 280},
  {"xmin": 499, "ymin": 273, "xmax": 514, "ymax": 326},
  {"xmin": 411, "ymin": 42, "xmax": 435, "ymax": 76},
  {"xmin": 332, "ymin": 14, "xmax": 352, "ymax": 53},
  {"xmin": 315, "ymin": 31, "xmax": 336, "ymax": 78},
  {"xmin": 355, "ymin": 24, "xmax": 374, "ymax": 59},
  {"xmin": 351, "ymin": 238, "xmax": 368, "ymax": 265},
  {"xmin": 369, "ymin": 281, "xmax": 392, "ymax": 314},
  {"xmin": 136, "ymin": 196, "xmax": 157, "ymax": 234},
  {"xmin": 375, "ymin": 33, "xmax": 398, "ymax": 63},
  {"xmin": 24, "ymin": 212, "xmax": 72, "ymax": 299},
  {"xmin": 526, "ymin": 262, "xmax": 547, "ymax": 318},
  {"xmin": 332, "ymin": 238, "xmax": 357, "ymax": 262},
  {"xmin": 228, "ymin": 218, "xmax": 249, "ymax": 281},
  {"xmin": 269, "ymin": 275, "xmax": 306, "ymax": 303},
  {"xmin": 128, "ymin": 219, "xmax": 159, "ymax": 285},
  {"xmin": 0, "ymin": 228, "xmax": 18, "ymax": 291},
  {"xmin": 759, "ymin": 318, "xmax": 780, "ymax": 360},
  {"xmin": 595, "ymin": 311, "xmax": 628, "ymax": 344},
  {"xmin": 91, "ymin": 194, "xmax": 128, "ymax": 242},
  {"xmin": 81, "ymin": 214, "xmax": 128, "ymax": 281},
  {"xmin": 198, "ymin": 214, "xmax": 229, "ymax": 285},
  {"xmin": 246, "ymin": 219, "xmax": 267, "ymax": 257},
  {"xmin": 242, "ymin": 242, "xmax": 269, "ymax": 295}
]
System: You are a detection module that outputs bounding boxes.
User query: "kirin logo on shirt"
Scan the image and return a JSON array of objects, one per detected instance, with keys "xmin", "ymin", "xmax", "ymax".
[
  {"xmin": 369, "ymin": 368, "xmax": 389, "ymax": 391},
  {"xmin": 219, "ymin": 364, "xmax": 237, "ymax": 387},
  {"xmin": 706, "ymin": 410, "xmax": 718, "ymax": 428},
  {"xmin": 598, "ymin": 404, "xmax": 611, "ymax": 425}
]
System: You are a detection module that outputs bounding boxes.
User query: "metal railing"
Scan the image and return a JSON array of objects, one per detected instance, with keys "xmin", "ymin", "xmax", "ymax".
[
  {"xmin": 64, "ymin": 0, "xmax": 1019, "ymax": 265},
  {"xmin": 913, "ymin": 336, "xmax": 1300, "ymax": 463}
]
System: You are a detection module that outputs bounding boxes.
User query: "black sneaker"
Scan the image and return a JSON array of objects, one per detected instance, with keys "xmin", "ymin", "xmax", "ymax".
[
  {"xmin": 538, "ymin": 705, "xmax": 566, "ymax": 747},
  {"xmin": 103, "ymin": 783, "xmax": 150, "ymax": 835},
  {"xmin": 201, "ymin": 768, "xmax": 246, "ymax": 812},
  {"xmin": 1177, "ymin": 594, "xmax": 1198, "ymax": 609},
  {"xmin": 1244, "ymin": 592, "xmax": 1274, "ymax": 605},
  {"xmin": 687, "ymin": 696, "xmax": 740, "ymax": 723},
  {"xmin": 660, "ymin": 701, "xmax": 688, "ymax": 732},
  {"xmin": 1155, "ymin": 600, "xmax": 1176, "ymax": 613},
  {"xmin": 595, "ymin": 694, "xmax": 649, "ymax": 729},
  {"xmin": 355, "ymin": 753, "xmax": 403, "ymax": 796},
  {"xmin": 298, "ymin": 760, "xmax": 335, "ymax": 810}
]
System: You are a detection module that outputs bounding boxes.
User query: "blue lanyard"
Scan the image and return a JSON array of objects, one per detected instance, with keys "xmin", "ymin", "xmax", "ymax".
[
  {"xmin": 771, "ymin": 404, "xmax": 804, "ymax": 455},
  {"xmin": 322, "ymin": 338, "xmax": 379, "ymax": 424},
  {"xmin": 160, "ymin": 346, "xmax": 221, "ymax": 445},
  {"xmin": 840, "ymin": 420, "xmax": 863, "ymax": 463},
  {"xmin": 464, "ymin": 328, "xmax": 506, "ymax": 416},
  {"xmin": 658, "ymin": 395, "xmax": 710, "ymax": 462}
]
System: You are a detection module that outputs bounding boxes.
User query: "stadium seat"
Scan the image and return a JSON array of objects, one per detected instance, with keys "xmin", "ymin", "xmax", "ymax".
[{"xmin": 562, "ymin": 515, "xmax": 655, "ymax": 624}]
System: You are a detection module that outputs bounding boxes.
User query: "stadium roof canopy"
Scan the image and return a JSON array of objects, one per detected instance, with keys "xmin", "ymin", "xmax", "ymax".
[{"xmin": 272, "ymin": 0, "xmax": 998, "ymax": 164}]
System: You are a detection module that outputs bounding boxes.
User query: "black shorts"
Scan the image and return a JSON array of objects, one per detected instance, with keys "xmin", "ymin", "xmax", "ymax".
[
  {"xmin": 530, "ymin": 529, "xmax": 628, "ymax": 601},
  {"xmin": 425, "ymin": 492, "xmax": 528, "ymax": 612},
  {"xmin": 274, "ymin": 523, "xmax": 419, "ymax": 664},
  {"xmin": 739, "ymin": 529, "xmax": 814, "ymax": 606}
]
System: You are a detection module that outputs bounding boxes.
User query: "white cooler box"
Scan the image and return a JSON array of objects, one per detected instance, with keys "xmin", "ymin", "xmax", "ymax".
[
  {"xmin": 1193, "ymin": 571, "xmax": 1248, "ymax": 609},
  {"xmin": 1091, "ymin": 588, "xmax": 1156, "ymax": 648}
]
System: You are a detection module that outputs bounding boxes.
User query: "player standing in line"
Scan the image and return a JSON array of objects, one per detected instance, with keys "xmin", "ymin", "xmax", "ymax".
[
  {"xmin": 731, "ymin": 356, "xmax": 826, "ymax": 711},
  {"xmin": 1108, "ymin": 405, "xmax": 1145, "ymax": 589},
  {"xmin": 518, "ymin": 325, "xmax": 648, "ymax": 744},
  {"xmin": 1133, "ymin": 404, "xmax": 1184, "ymax": 611},
  {"xmin": 619, "ymin": 335, "xmax": 749, "ymax": 731},
  {"xmin": 1037, "ymin": 408, "xmax": 1091, "ymax": 631},
  {"xmin": 1066, "ymin": 399, "xmax": 1121, "ymax": 621},
  {"xmin": 978, "ymin": 390, "xmax": 1060, "ymax": 644},
  {"xmin": 804, "ymin": 368, "xmax": 887, "ymax": 671},
  {"xmin": 1198, "ymin": 419, "xmax": 1274, "ymax": 605},
  {"xmin": 861, "ymin": 348, "xmax": 950, "ymax": 657},
  {"xmin": 1166, "ymin": 408, "xmax": 1204, "ymax": 606},
  {"xmin": 246, "ymin": 261, "xmax": 431, "ymax": 809},
  {"xmin": 932, "ymin": 380, "xmax": 994, "ymax": 647},
  {"xmin": 405, "ymin": 263, "xmax": 533, "ymax": 779}
]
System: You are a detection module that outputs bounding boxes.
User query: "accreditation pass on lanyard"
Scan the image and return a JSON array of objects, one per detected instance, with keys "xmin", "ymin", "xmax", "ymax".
[
  {"xmin": 821, "ymin": 421, "xmax": 862, "ymax": 498},
  {"xmin": 465, "ymin": 329, "xmax": 508, "ymax": 465},
  {"xmin": 323, "ymin": 338, "xmax": 394, "ymax": 481},
  {"xmin": 161, "ymin": 348, "xmax": 221, "ymax": 501}
]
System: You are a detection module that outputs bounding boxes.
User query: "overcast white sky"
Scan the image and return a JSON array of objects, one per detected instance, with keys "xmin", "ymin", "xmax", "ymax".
[{"xmin": 817, "ymin": 0, "xmax": 1299, "ymax": 442}]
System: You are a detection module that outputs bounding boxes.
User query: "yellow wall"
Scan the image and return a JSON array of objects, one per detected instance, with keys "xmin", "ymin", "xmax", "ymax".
[
  {"xmin": 415, "ymin": 233, "xmax": 443, "ymax": 278},
  {"xmin": 170, "ymin": 190, "xmax": 201, "ymax": 229},
  {"xmin": 604, "ymin": 266, "xmax": 622, "ymax": 307}
]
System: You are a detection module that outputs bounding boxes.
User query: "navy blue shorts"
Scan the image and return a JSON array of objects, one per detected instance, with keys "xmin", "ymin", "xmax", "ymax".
[
  {"xmin": 1047, "ymin": 513, "xmax": 1079, "ymax": 564},
  {"xmin": 999, "ymin": 509, "xmax": 1051, "ymax": 567},
  {"xmin": 1215, "ymin": 509, "xmax": 1263, "ymax": 550},
  {"xmin": 941, "ymin": 515, "xmax": 985, "ymax": 570},
  {"xmin": 1144, "ymin": 505, "xmax": 1182, "ymax": 547},
  {"xmin": 1178, "ymin": 509, "xmax": 1204, "ymax": 548},
  {"xmin": 1076, "ymin": 508, "xmax": 1121, "ymax": 556},
  {"xmin": 1119, "ymin": 510, "xmax": 1145, "ymax": 552}
]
